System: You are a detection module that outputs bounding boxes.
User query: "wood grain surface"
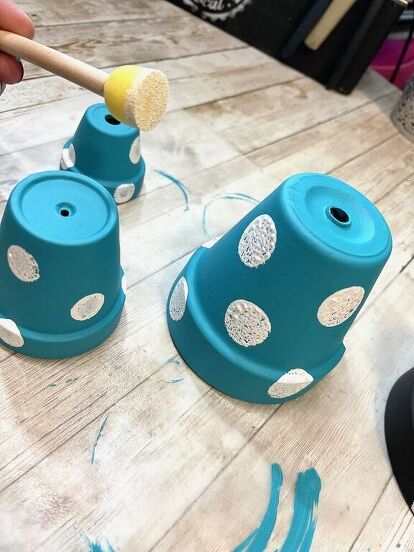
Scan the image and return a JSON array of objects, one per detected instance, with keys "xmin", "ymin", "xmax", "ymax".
[{"xmin": 0, "ymin": 1, "xmax": 413, "ymax": 551}]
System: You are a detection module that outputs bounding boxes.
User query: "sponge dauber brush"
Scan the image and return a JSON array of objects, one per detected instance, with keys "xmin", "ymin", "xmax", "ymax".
[{"xmin": 0, "ymin": 30, "xmax": 169, "ymax": 131}]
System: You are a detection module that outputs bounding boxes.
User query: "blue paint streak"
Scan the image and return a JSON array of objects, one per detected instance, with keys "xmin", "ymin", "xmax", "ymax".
[
  {"xmin": 155, "ymin": 170, "xmax": 189, "ymax": 211},
  {"xmin": 167, "ymin": 358, "xmax": 180, "ymax": 365},
  {"xmin": 47, "ymin": 383, "xmax": 57, "ymax": 388},
  {"xmin": 279, "ymin": 468, "xmax": 321, "ymax": 552},
  {"xmin": 202, "ymin": 192, "xmax": 259, "ymax": 234},
  {"xmin": 91, "ymin": 414, "xmax": 109, "ymax": 465},
  {"xmin": 233, "ymin": 463, "xmax": 283, "ymax": 552},
  {"xmin": 85, "ymin": 537, "xmax": 116, "ymax": 552},
  {"xmin": 169, "ymin": 378, "xmax": 184, "ymax": 384}
]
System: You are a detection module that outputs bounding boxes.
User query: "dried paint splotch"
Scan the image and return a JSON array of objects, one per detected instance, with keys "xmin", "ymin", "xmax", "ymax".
[
  {"xmin": 317, "ymin": 286, "xmax": 365, "ymax": 327},
  {"xmin": 268, "ymin": 369, "xmax": 314, "ymax": 399},
  {"xmin": 90, "ymin": 414, "xmax": 110, "ymax": 465},
  {"xmin": 0, "ymin": 318, "xmax": 24, "ymax": 347},
  {"xmin": 71, "ymin": 293, "xmax": 105, "ymax": 321},
  {"xmin": 155, "ymin": 170, "xmax": 189, "ymax": 211},
  {"xmin": 169, "ymin": 277, "xmax": 188, "ymax": 321},
  {"xmin": 225, "ymin": 299, "xmax": 271, "ymax": 347},
  {"xmin": 7, "ymin": 245, "xmax": 40, "ymax": 282},
  {"xmin": 233, "ymin": 464, "xmax": 283, "ymax": 552},
  {"xmin": 238, "ymin": 214, "xmax": 277, "ymax": 268},
  {"xmin": 85, "ymin": 536, "xmax": 116, "ymax": 552},
  {"xmin": 202, "ymin": 192, "xmax": 259, "ymax": 235},
  {"xmin": 233, "ymin": 465, "xmax": 321, "ymax": 552},
  {"xmin": 280, "ymin": 468, "xmax": 321, "ymax": 552}
]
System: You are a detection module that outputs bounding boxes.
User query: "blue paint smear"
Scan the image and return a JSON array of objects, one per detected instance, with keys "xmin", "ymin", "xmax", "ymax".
[
  {"xmin": 47, "ymin": 383, "xmax": 57, "ymax": 388},
  {"xmin": 169, "ymin": 378, "xmax": 184, "ymax": 384},
  {"xmin": 233, "ymin": 463, "xmax": 283, "ymax": 552},
  {"xmin": 91, "ymin": 414, "xmax": 109, "ymax": 465},
  {"xmin": 155, "ymin": 170, "xmax": 189, "ymax": 211},
  {"xmin": 85, "ymin": 537, "xmax": 116, "ymax": 552},
  {"xmin": 278, "ymin": 468, "xmax": 321, "ymax": 552},
  {"xmin": 202, "ymin": 192, "xmax": 259, "ymax": 235},
  {"xmin": 167, "ymin": 358, "xmax": 180, "ymax": 365}
]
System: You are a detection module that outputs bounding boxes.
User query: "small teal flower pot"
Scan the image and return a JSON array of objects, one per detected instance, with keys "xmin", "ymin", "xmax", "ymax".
[
  {"xmin": 60, "ymin": 103, "xmax": 145, "ymax": 204},
  {"xmin": 0, "ymin": 170, "xmax": 125, "ymax": 358},
  {"xmin": 167, "ymin": 173, "xmax": 392, "ymax": 404}
]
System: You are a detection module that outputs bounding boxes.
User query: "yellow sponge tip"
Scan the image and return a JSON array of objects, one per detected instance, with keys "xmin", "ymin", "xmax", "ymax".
[{"xmin": 104, "ymin": 65, "xmax": 169, "ymax": 131}]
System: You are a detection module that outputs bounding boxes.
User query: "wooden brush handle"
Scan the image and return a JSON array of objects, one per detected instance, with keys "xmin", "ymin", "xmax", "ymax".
[{"xmin": 0, "ymin": 30, "xmax": 108, "ymax": 95}]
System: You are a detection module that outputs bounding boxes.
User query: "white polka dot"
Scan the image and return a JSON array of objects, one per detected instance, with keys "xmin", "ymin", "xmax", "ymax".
[
  {"xmin": 169, "ymin": 277, "xmax": 188, "ymax": 321},
  {"xmin": 225, "ymin": 299, "xmax": 271, "ymax": 347},
  {"xmin": 121, "ymin": 274, "xmax": 127, "ymax": 295},
  {"xmin": 60, "ymin": 143, "xmax": 76, "ymax": 170},
  {"xmin": 268, "ymin": 369, "xmax": 313, "ymax": 399},
  {"xmin": 129, "ymin": 136, "xmax": 141, "ymax": 164},
  {"xmin": 114, "ymin": 183, "xmax": 135, "ymax": 204},
  {"xmin": 7, "ymin": 245, "xmax": 40, "ymax": 282},
  {"xmin": 317, "ymin": 286, "xmax": 365, "ymax": 327},
  {"xmin": 238, "ymin": 214, "xmax": 276, "ymax": 268},
  {"xmin": 202, "ymin": 235, "xmax": 222, "ymax": 248},
  {"xmin": 0, "ymin": 319, "xmax": 24, "ymax": 347},
  {"xmin": 71, "ymin": 293, "xmax": 105, "ymax": 321}
]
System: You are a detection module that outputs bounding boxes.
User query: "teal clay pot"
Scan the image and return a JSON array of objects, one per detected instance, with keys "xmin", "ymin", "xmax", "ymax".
[
  {"xmin": 60, "ymin": 103, "xmax": 145, "ymax": 204},
  {"xmin": 0, "ymin": 170, "xmax": 125, "ymax": 358},
  {"xmin": 167, "ymin": 173, "xmax": 392, "ymax": 404}
]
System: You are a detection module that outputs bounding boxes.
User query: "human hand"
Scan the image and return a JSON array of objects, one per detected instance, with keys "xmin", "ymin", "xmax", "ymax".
[{"xmin": 0, "ymin": 0, "xmax": 34, "ymax": 86}]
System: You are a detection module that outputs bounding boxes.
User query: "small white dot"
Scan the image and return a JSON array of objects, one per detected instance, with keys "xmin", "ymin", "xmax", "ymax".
[
  {"xmin": 169, "ymin": 277, "xmax": 188, "ymax": 321},
  {"xmin": 225, "ymin": 299, "xmax": 271, "ymax": 347},
  {"xmin": 238, "ymin": 214, "xmax": 277, "ymax": 268},
  {"xmin": 129, "ymin": 136, "xmax": 141, "ymax": 164},
  {"xmin": 60, "ymin": 143, "xmax": 76, "ymax": 170},
  {"xmin": 121, "ymin": 274, "xmax": 127, "ymax": 295},
  {"xmin": 268, "ymin": 369, "xmax": 313, "ymax": 399},
  {"xmin": 7, "ymin": 245, "xmax": 40, "ymax": 282},
  {"xmin": 114, "ymin": 183, "xmax": 135, "ymax": 204},
  {"xmin": 71, "ymin": 293, "xmax": 105, "ymax": 321},
  {"xmin": 0, "ymin": 319, "xmax": 24, "ymax": 347},
  {"xmin": 317, "ymin": 286, "xmax": 365, "ymax": 327}
]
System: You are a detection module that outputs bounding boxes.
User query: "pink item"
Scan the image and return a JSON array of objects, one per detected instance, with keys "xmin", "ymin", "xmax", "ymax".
[{"xmin": 371, "ymin": 39, "xmax": 414, "ymax": 89}]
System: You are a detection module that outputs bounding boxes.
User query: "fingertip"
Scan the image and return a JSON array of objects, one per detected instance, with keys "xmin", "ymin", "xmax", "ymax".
[{"xmin": 0, "ymin": 52, "xmax": 24, "ymax": 84}]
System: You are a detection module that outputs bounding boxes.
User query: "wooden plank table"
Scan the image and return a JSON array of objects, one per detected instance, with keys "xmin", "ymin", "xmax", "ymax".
[{"xmin": 0, "ymin": 1, "xmax": 413, "ymax": 550}]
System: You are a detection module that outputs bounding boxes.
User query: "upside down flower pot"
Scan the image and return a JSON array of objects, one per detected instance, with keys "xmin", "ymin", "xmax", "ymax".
[
  {"xmin": 167, "ymin": 173, "xmax": 392, "ymax": 404},
  {"xmin": 0, "ymin": 170, "xmax": 125, "ymax": 358},
  {"xmin": 60, "ymin": 103, "xmax": 145, "ymax": 204}
]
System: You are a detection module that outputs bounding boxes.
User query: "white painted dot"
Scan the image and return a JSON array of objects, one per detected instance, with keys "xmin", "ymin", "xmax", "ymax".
[
  {"xmin": 71, "ymin": 293, "xmax": 105, "ymax": 321},
  {"xmin": 0, "ymin": 319, "xmax": 24, "ymax": 347},
  {"xmin": 202, "ymin": 235, "xmax": 222, "ymax": 248},
  {"xmin": 268, "ymin": 368, "xmax": 314, "ymax": 399},
  {"xmin": 7, "ymin": 245, "xmax": 40, "ymax": 282},
  {"xmin": 317, "ymin": 286, "xmax": 365, "ymax": 327},
  {"xmin": 238, "ymin": 214, "xmax": 277, "ymax": 268},
  {"xmin": 114, "ymin": 183, "xmax": 135, "ymax": 204},
  {"xmin": 60, "ymin": 143, "xmax": 76, "ymax": 170},
  {"xmin": 129, "ymin": 136, "xmax": 141, "ymax": 164},
  {"xmin": 169, "ymin": 277, "xmax": 188, "ymax": 321},
  {"xmin": 121, "ymin": 274, "xmax": 127, "ymax": 296},
  {"xmin": 225, "ymin": 299, "xmax": 271, "ymax": 347}
]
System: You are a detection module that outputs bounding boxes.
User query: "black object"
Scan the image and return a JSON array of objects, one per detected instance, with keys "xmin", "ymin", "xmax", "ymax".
[
  {"xmin": 328, "ymin": 0, "xmax": 407, "ymax": 93},
  {"xmin": 167, "ymin": 0, "xmax": 405, "ymax": 94},
  {"xmin": 384, "ymin": 367, "xmax": 414, "ymax": 513},
  {"xmin": 280, "ymin": 0, "xmax": 332, "ymax": 59}
]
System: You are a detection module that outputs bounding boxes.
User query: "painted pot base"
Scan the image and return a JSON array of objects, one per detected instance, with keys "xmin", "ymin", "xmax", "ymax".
[
  {"xmin": 167, "ymin": 246, "xmax": 345, "ymax": 404},
  {"xmin": 0, "ymin": 286, "xmax": 124, "ymax": 359}
]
